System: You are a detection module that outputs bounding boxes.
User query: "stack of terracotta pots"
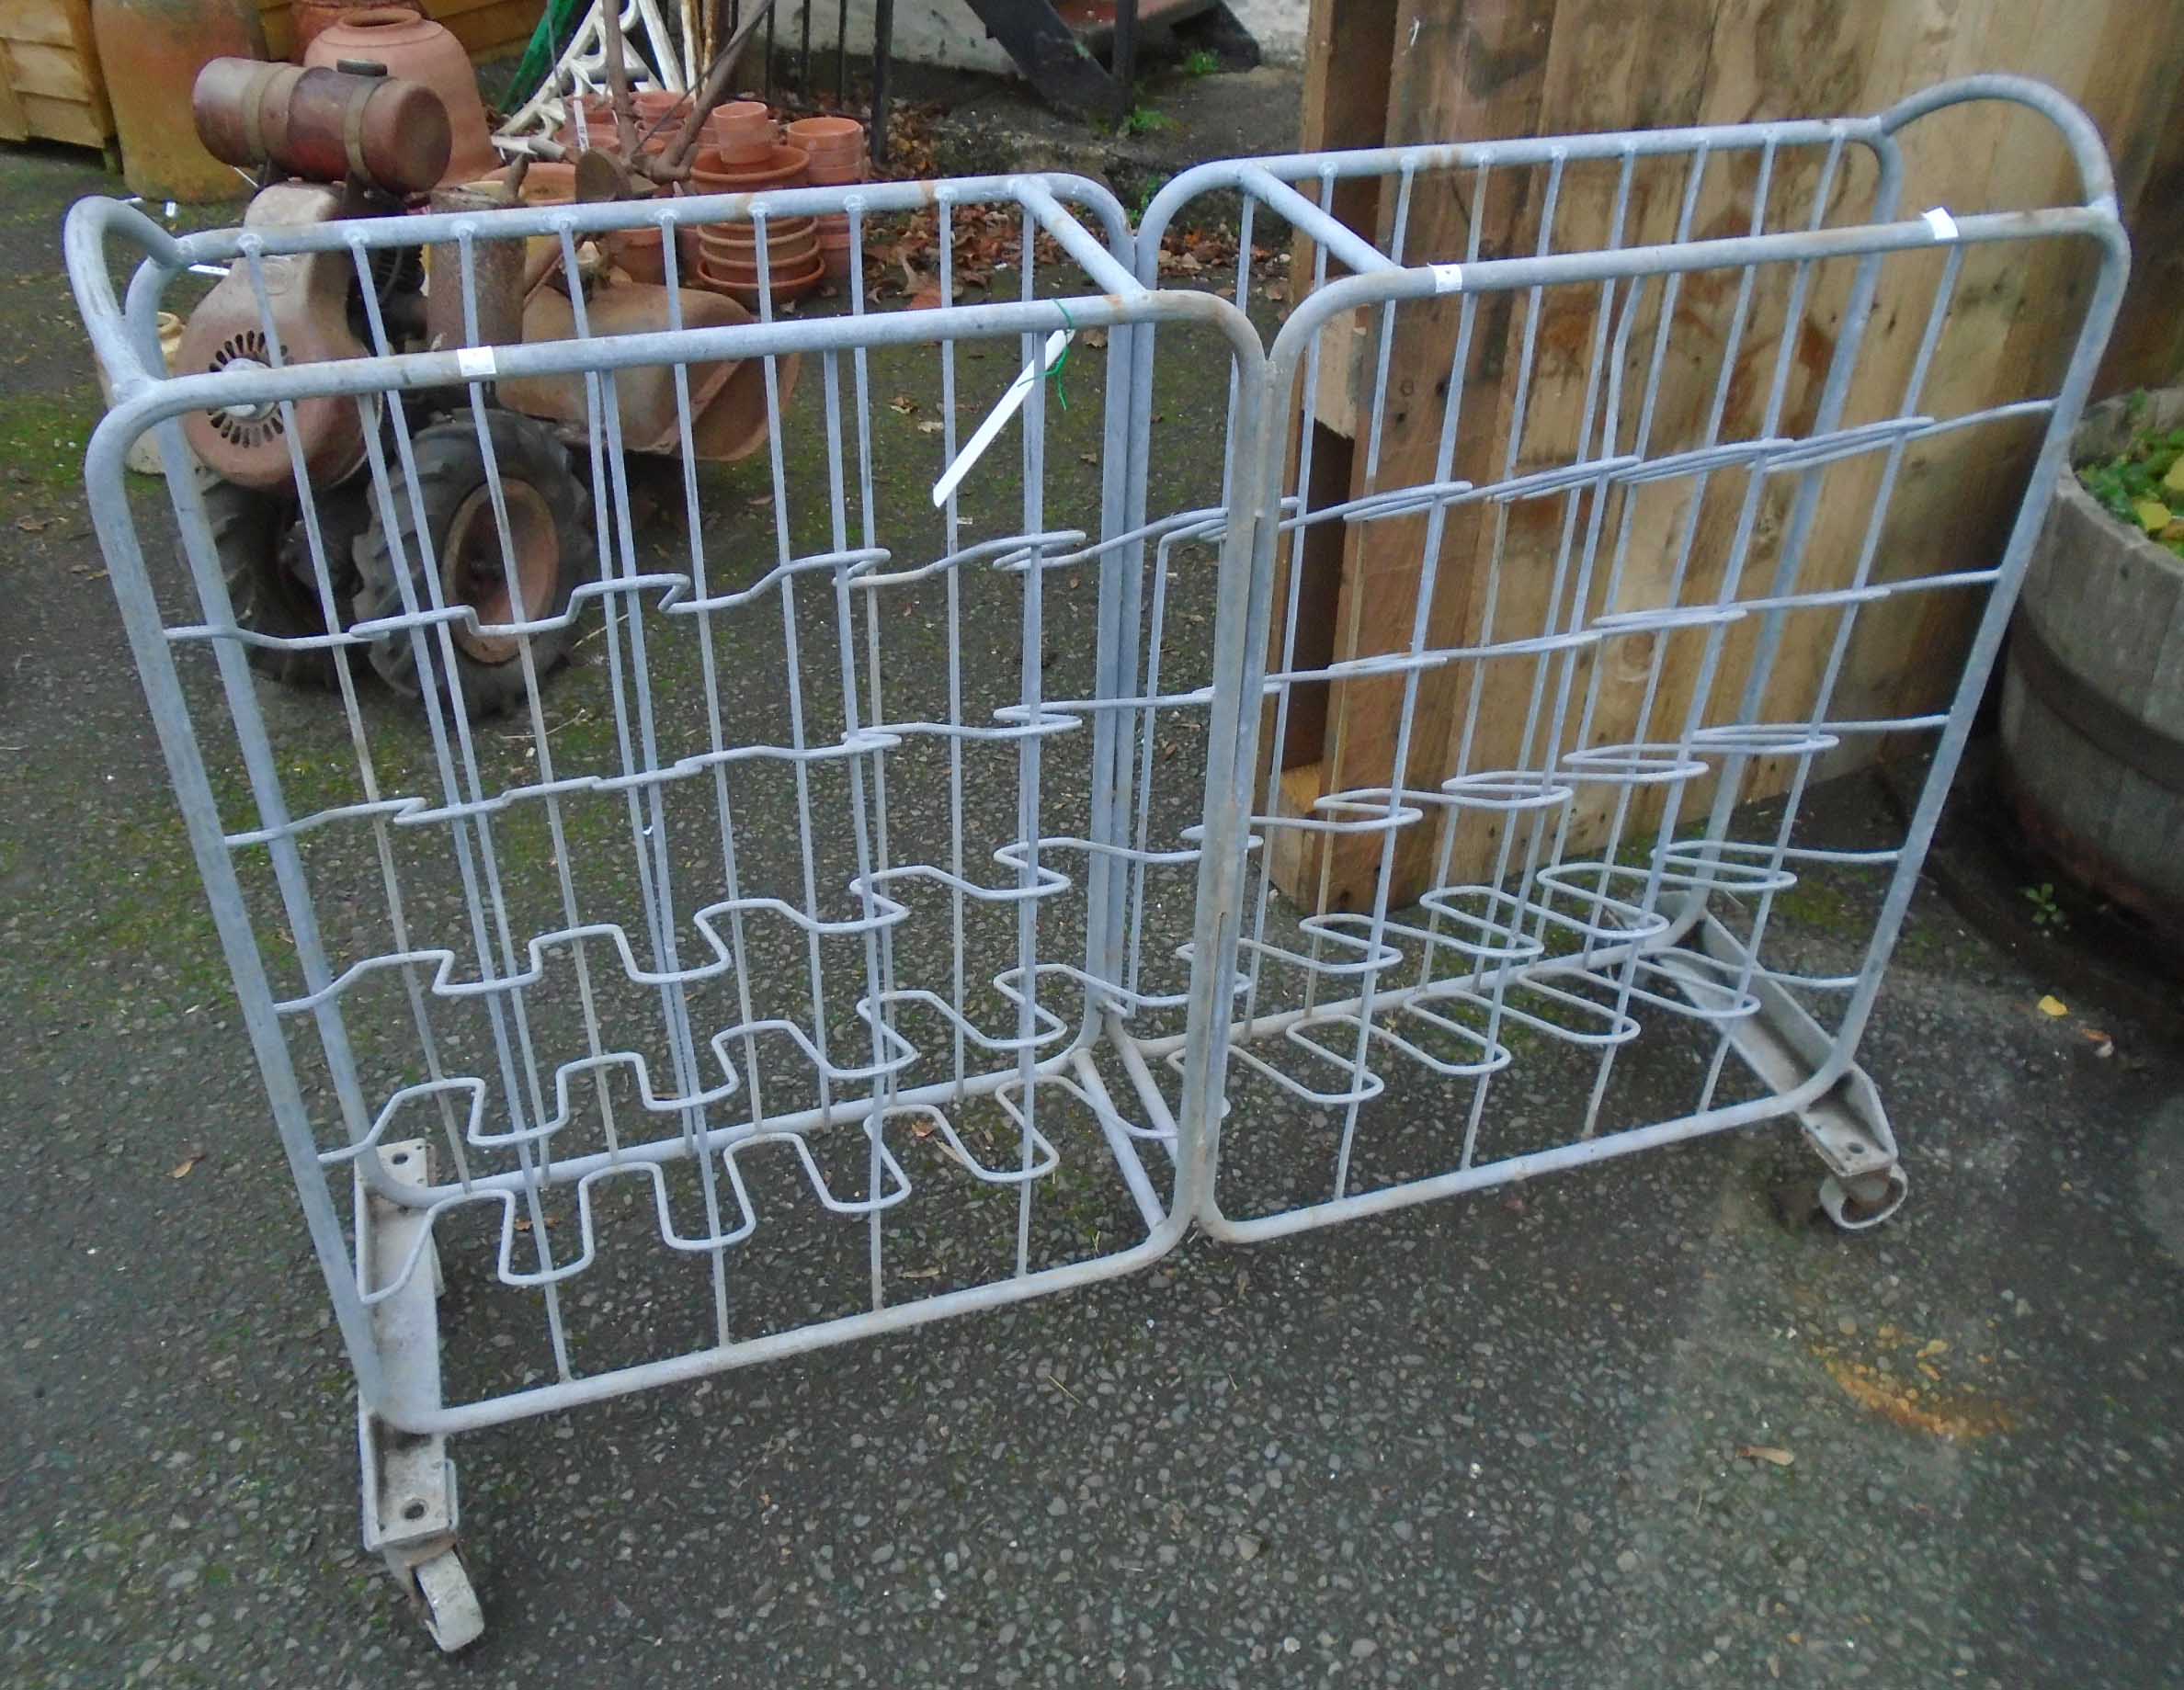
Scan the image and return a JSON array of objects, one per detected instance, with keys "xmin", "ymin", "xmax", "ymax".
[
  {"xmin": 784, "ymin": 116, "xmax": 867, "ymax": 281},
  {"xmin": 682, "ymin": 105, "xmax": 825, "ymax": 310},
  {"xmin": 551, "ymin": 92, "xmax": 689, "ymax": 285},
  {"xmin": 557, "ymin": 88, "xmax": 691, "ymax": 157},
  {"xmin": 555, "ymin": 94, "xmax": 614, "ymax": 153}
]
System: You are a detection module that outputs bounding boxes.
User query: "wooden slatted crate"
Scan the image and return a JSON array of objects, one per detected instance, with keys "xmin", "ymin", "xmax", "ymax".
[
  {"xmin": 0, "ymin": 0, "xmax": 541, "ymax": 155},
  {"xmin": 0, "ymin": 0, "xmax": 116, "ymax": 150}
]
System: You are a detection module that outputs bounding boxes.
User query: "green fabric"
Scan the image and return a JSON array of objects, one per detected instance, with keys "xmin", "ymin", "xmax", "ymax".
[{"xmin": 500, "ymin": 0, "xmax": 587, "ymax": 113}]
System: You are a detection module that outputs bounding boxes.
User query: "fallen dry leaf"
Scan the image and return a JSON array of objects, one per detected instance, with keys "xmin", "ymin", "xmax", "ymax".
[
  {"xmin": 169, "ymin": 1153, "xmax": 203, "ymax": 1179},
  {"xmin": 916, "ymin": 419, "xmax": 944, "ymax": 435},
  {"xmin": 1736, "ymin": 1445, "xmax": 1794, "ymax": 1467},
  {"xmin": 2036, "ymin": 993, "xmax": 2068, "ymax": 1018},
  {"xmin": 889, "ymin": 394, "xmax": 918, "ymax": 415},
  {"xmin": 907, "ymin": 285, "xmax": 948, "ymax": 312},
  {"xmin": 900, "ymin": 1265, "xmax": 942, "ymax": 1280},
  {"xmin": 1918, "ymin": 1339, "xmax": 1951, "ymax": 1358},
  {"xmin": 17, "ymin": 516, "xmax": 50, "ymax": 532}
]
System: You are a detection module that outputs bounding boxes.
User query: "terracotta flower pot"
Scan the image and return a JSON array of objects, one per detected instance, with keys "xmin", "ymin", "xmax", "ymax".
[
  {"xmin": 688, "ymin": 142, "xmax": 809, "ymax": 195},
  {"xmin": 497, "ymin": 161, "xmax": 576, "ymax": 205},
  {"xmin": 608, "ymin": 225, "xmax": 667, "ymax": 285},
  {"xmin": 304, "ymin": 6, "xmax": 498, "ymax": 184},
  {"xmin": 784, "ymin": 115, "xmax": 863, "ymax": 168},
  {"xmin": 709, "ymin": 103, "xmax": 777, "ymax": 164},
  {"xmin": 290, "ymin": 0, "xmax": 386, "ymax": 62}
]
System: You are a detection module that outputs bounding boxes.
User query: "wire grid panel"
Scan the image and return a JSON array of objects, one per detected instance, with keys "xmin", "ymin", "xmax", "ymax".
[
  {"xmin": 1130, "ymin": 76, "xmax": 2126, "ymax": 1240},
  {"xmin": 69, "ymin": 176, "xmax": 1263, "ymax": 1434}
]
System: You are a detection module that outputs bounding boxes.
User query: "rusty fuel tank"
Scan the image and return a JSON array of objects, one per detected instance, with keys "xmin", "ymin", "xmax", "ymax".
[{"xmin": 192, "ymin": 58, "xmax": 451, "ymax": 196}]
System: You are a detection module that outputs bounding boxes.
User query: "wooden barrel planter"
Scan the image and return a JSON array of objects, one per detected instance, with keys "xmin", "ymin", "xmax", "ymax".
[{"xmin": 2000, "ymin": 388, "xmax": 2184, "ymax": 936}]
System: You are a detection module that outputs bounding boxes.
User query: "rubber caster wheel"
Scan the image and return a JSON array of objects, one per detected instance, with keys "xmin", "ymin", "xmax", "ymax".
[
  {"xmin": 1818, "ymin": 1165, "xmax": 1908, "ymax": 1232},
  {"xmin": 411, "ymin": 1547, "xmax": 483, "ymax": 1652}
]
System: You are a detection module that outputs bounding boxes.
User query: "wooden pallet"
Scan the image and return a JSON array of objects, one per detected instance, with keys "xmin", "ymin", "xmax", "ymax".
[
  {"xmin": 0, "ymin": 0, "xmax": 115, "ymax": 149},
  {"xmin": 0, "ymin": 0, "xmax": 544, "ymax": 156},
  {"xmin": 1270, "ymin": 0, "xmax": 2184, "ymax": 913}
]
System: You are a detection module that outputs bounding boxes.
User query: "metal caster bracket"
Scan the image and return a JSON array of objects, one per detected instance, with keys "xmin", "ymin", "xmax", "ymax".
[
  {"xmin": 1660, "ymin": 917, "xmax": 1908, "ymax": 1233},
  {"xmin": 356, "ymin": 1140, "xmax": 481, "ymax": 1652}
]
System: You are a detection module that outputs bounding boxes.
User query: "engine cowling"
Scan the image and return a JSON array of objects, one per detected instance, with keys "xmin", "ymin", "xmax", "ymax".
[{"xmin": 177, "ymin": 184, "xmax": 374, "ymax": 493}]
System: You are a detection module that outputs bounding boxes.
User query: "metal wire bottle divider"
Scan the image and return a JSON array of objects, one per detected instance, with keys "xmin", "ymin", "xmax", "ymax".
[
  {"xmin": 1131, "ymin": 74, "xmax": 2125, "ymax": 1244},
  {"xmin": 63, "ymin": 74, "xmax": 2122, "ymax": 1650}
]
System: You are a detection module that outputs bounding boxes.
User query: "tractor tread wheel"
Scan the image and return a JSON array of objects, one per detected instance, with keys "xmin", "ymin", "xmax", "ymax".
[
  {"xmin": 200, "ymin": 472, "xmax": 369, "ymax": 691},
  {"xmin": 351, "ymin": 412, "xmax": 594, "ymax": 721}
]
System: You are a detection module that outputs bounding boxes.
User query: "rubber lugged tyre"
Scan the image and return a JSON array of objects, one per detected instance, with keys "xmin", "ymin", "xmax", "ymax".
[
  {"xmin": 351, "ymin": 410, "xmax": 596, "ymax": 720},
  {"xmin": 199, "ymin": 471, "xmax": 369, "ymax": 690}
]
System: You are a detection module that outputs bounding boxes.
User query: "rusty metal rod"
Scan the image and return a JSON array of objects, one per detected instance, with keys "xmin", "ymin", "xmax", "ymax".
[
  {"xmin": 646, "ymin": 0, "xmax": 777, "ymax": 181},
  {"xmin": 600, "ymin": 0, "xmax": 640, "ymax": 159}
]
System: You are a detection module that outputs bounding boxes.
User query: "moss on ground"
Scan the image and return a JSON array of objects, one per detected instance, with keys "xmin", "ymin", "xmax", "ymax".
[
  {"xmin": 0, "ymin": 391, "xmax": 103, "ymax": 492},
  {"xmin": 1769, "ymin": 872, "xmax": 1859, "ymax": 934}
]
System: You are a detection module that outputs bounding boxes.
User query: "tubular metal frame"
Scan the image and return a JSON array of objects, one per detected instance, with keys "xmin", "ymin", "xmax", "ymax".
[
  {"xmin": 1134, "ymin": 73, "xmax": 2125, "ymax": 1244},
  {"xmin": 65, "ymin": 74, "xmax": 2123, "ymax": 1648}
]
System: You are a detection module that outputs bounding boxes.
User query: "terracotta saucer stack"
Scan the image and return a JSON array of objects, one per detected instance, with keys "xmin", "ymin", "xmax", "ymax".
[
  {"xmin": 784, "ymin": 116, "xmax": 867, "ymax": 280},
  {"xmin": 683, "ymin": 118, "xmax": 825, "ymax": 310}
]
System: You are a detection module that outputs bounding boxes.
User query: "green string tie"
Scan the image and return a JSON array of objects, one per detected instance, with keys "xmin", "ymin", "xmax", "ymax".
[{"xmin": 1046, "ymin": 301, "xmax": 1074, "ymax": 412}]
